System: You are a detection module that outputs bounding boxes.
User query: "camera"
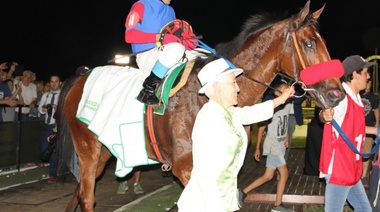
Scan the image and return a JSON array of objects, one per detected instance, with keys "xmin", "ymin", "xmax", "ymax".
[
  {"xmin": 40, "ymin": 133, "xmax": 57, "ymax": 162},
  {"xmin": 44, "ymin": 104, "xmax": 53, "ymax": 116},
  {"xmin": 46, "ymin": 104, "xmax": 53, "ymax": 116}
]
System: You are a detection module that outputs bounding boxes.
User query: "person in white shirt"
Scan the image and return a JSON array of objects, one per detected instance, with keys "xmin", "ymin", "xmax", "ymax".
[
  {"xmin": 177, "ymin": 58, "xmax": 294, "ymax": 212},
  {"xmin": 38, "ymin": 74, "xmax": 62, "ymax": 183},
  {"xmin": 14, "ymin": 70, "xmax": 37, "ymax": 121}
]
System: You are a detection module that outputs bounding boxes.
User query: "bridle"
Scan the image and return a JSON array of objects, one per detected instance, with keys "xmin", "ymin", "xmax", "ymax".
[{"xmin": 241, "ymin": 15, "xmax": 316, "ymax": 98}]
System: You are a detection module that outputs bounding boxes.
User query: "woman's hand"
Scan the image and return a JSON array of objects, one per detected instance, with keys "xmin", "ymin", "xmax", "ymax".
[{"xmin": 272, "ymin": 86, "xmax": 295, "ymax": 108}]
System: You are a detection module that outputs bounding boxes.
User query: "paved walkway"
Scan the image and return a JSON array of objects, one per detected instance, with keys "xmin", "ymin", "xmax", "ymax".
[
  {"xmin": 0, "ymin": 147, "xmax": 327, "ymax": 212},
  {"xmin": 0, "ymin": 163, "xmax": 175, "ymax": 212},
  {"xmin": 238, "ymin": 146, "xmax": 325, "ymax": 211}
]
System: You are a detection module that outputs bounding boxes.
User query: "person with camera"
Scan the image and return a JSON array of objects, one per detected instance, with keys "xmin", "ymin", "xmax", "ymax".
[{"xmin": 38, "ymin": 74, "xmax": 62, "ymax": 183}]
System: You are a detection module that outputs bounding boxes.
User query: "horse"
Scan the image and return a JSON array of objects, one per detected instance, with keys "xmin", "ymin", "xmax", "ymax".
[{"xmin": 56, "ymin": 1, "xmax": 345, "ymax": 211}]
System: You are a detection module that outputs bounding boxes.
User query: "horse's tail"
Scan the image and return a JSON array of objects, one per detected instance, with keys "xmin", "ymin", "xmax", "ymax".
[{"xmin": 56, "ymin": 75, "xmax": 81, "ymax": 179}]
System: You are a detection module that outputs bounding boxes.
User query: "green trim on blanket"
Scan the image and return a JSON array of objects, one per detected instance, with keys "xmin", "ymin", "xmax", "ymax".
[{"xmin": 155, "ymin": 61, "xmax": 187, "ymax": 115}]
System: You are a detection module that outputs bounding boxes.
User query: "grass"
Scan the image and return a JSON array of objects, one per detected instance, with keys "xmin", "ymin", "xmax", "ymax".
[
  {"xmin": 0, "ymin": 165, "xmax": 49, "ymax": 190},
  {"xmin": 116, "ymin": 182, "xmax": 182, "ymax": 212}
]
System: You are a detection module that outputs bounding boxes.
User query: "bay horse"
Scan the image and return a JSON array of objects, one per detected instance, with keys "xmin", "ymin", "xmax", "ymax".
[{"xmin": 57, "ymin": 1, "xmax": 344, "ymax": 211}]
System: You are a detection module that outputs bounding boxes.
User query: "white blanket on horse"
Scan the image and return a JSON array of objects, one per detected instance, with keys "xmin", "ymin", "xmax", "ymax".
[{"xmin": 76, "ymin": 65, "xmax": 158, "ymax": 177}]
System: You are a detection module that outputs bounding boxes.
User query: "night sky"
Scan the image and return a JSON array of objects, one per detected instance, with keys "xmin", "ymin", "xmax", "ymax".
[{"xmin": 0, "ymin": 0, "xmax": 379, "ymax": 81}]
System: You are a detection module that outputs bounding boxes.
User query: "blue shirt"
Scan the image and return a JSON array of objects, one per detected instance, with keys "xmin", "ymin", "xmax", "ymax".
[
  {"xmin": 127, "ymin": 0, "xmax": 175, "ymax": 53},
  {"xmin": 0, "ymin": 81, "xmax": 12, "ymax": 122}
]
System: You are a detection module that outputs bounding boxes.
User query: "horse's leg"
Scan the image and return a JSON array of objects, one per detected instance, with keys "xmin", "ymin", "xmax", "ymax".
[
  {"xmin": 64, "ymin": 75, "xmax": 101, "ymax": 212},
  {"xmin": 95, "ymin": 146, "xmax": 112, "ymax": 176},
  {"xmin": 73, "ymin": 124, "xmax": 101, "ymax": 212},
  {"xmin": 64, "ymin": 146, "xmax": 111, "ymax": 212},
  {"xmin": 65, "ymin": 183, "xmax": 80, "ymax": 212}
]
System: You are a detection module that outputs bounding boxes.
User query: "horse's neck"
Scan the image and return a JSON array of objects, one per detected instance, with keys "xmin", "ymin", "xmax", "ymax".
[
  {"xmin": 231, "ymin": 27, "xmax": 288, "ymax": 106},
  {"xmin": 232, "ymin": 57, "xmax": 279, "ymax": 106}
]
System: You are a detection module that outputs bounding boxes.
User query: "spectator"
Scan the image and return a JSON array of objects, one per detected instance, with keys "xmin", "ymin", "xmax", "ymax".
[
  {"xmin": 0, "ymin": 80, "xmax": 18, "ymax": 121},
  {"xmin": 0, "ymin": 64, "xmax": 7, "ymax": 81},
  {"xmin": 117, "ymin": 170, "xmax": 144, "ymax": 195},
  {"xmin": 14, "ymin": 70, "xmax": 37, "ymax": 121},
  {"xmin": 243, "ymin": 78, "xmax": 294, "ymax": 212},
  {"xmin": 360, "ymin": 79, "xmax": 379, "ymax": 187},
  {"xmin": 0, "ymin": 62, "xmax": 7, "ymax": 71},
  {"xmin": 38, "ymin": 74, "xmax": 62, "ymax": 183},
  {"xmin": 1, "ymin": 79, "xmax": 18, "ymax": 121},
  {"xmin": 177, "ymin": 58, "xmax": 294, "ymax": 212},
  {"xmin": 319, "ymin": 55, "xmax": 377, "ymax": 211},
  {"xmin": 43, "ymin": 81, "xmax": 51, "ymax": 93},
  {"xmin": 28, "ymin": 79, "xmax": 45, "ymax": 120},
  {"xmin": 3, "ymin": 62, "xmax": 22, "ymax": 81},
  {"xmin": 125, "ymin": 0, "xmax": 197, "ymax": 105}
]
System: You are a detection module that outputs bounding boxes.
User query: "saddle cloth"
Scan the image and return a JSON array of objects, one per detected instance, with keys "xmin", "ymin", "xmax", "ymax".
[
  {"xmin": 76, "ymin": 65, "xmax": 158, "ymax": 177},
  {"xmin": 76, "ymin": 49, "xmax": 207, "ymax": 177}
]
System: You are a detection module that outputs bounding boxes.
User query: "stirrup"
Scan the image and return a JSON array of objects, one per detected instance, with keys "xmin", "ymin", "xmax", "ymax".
[{"xmin": 137, "ymin": 90, "xmax": 159, "ymax": 106}]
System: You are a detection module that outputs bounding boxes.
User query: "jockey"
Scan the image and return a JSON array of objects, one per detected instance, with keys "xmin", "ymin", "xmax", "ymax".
[{"xmin": 125, "ymin": 0, "xmax": 198, "ymax": 106}]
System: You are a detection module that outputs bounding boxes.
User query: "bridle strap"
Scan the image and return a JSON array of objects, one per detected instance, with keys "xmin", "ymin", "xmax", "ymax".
[
  {"xmin": 291, "ymin": 31, "xmax": 306, "ymax": 69},
  {"xmin": 243, "ymin": 16, "xmax": 311, "ymax": 98},
  {"xmin": 242, "ymin": 74, "xmax": 282, "ymax": 93}
]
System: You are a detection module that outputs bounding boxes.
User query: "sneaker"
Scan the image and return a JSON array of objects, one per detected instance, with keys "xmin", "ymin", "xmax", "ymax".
[
  {"xmin": 271, "ymin": 203, "xmax": 294, "ymax": 212},
  {"xmin": 133, "ymin": 183, "xmax": 144, "ymax": 194},
  {"xmin": 237, "ymin": 189, "xmax": 247, "ymax": 208},
  {"xmin": 47, "ymin": 176, "xmax": 56, "ymax": 184},
  {"xmin": 117, "ymin": 181, "xmax": 128, "ymax": 194}
]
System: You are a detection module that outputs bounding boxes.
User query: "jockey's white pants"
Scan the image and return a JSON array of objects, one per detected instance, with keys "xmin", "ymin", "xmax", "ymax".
[{"xmin": 136, "ymin": 43, "xmax": 185, "ymax": 77}]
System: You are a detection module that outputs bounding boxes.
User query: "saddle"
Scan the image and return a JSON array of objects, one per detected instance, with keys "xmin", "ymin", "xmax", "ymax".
[{"xmin": 154, "ymin": 59, "xmax": 195, "ymax": 115}]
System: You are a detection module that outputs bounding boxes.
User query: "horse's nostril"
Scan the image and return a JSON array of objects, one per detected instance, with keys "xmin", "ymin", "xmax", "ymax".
[{"xmin": 332, "ymin": 90, "xmax": 340, "ymax": 97}]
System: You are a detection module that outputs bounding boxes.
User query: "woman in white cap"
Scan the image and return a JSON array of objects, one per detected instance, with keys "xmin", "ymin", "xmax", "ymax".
[{"xmin": 177, "ymin": 58, "xmax": 295, "ymax": 212}]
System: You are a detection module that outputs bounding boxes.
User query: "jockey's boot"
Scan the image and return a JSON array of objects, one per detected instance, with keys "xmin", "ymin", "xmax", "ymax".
[{"xmin": 137, "ymin": 72, "xmax": 161, "ymax": 106}]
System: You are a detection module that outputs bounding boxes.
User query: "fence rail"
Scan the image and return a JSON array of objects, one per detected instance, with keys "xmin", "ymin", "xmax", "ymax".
[{"xmin": 0, "ymin": 105, "xmax": 44, "ymax": 170}]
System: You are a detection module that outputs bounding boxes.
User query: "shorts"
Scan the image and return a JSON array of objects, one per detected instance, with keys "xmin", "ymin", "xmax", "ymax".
[{"xmin": 266, "ymin": 154, "xmax": 286, "ymax": 169}]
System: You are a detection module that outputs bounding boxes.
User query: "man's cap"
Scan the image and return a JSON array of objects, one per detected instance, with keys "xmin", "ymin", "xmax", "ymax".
[
  {"xmin": 342, "ymin": 55, "xmax": 375, "ymax": 77},
  {"xmin": 300, "ymin": 59, "xmax": 344, "ymax": 86},
  {"xmin": 198, "ymin": 58, "xmax": 243, "ymax": 94}
]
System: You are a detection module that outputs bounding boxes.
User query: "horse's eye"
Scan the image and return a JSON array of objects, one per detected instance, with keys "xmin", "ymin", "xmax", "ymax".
[{"xmin": 305, "ymin": 40, "xmax": 314, "ymax": 48}]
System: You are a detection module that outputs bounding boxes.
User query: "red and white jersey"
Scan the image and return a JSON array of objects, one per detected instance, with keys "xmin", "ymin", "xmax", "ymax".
[{"xmin": 320, "ymin": 88, "xmax": 365, "ymax": 186}]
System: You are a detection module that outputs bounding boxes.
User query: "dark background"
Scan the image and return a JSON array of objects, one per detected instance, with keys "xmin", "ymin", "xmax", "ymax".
[{"xmin": 0, "ymin": 0, "xmax": 379, "ymax": 81}]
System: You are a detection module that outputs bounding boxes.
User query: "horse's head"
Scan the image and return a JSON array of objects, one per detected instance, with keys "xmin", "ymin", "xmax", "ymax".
[
  {"xmin": 278, "ymin": 1, "xmax": 345, "ymax": 108},
  {"xmin": 214, "ymin": 1, "xmax": 344, "ymax": 108}
]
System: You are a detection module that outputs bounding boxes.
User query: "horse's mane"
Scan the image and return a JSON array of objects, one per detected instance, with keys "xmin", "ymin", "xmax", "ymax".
[{"xmin": 215, "ymin": 12, "xmax": 287, "ymax": 57}]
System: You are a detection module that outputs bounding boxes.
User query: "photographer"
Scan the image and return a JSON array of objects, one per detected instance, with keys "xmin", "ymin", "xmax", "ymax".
[{"xmin": 38, "ymin": 74, "xmax": 62, "ymax": 183}]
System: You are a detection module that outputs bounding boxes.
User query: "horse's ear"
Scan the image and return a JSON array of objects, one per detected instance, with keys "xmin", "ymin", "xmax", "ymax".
[
  {"xmin": 293, "ymin": 1, "xmax": 310, "ymax": 28},
  {"xmin": 311, "ymin": 3, "xmax": 326, "ymax": 20}
]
